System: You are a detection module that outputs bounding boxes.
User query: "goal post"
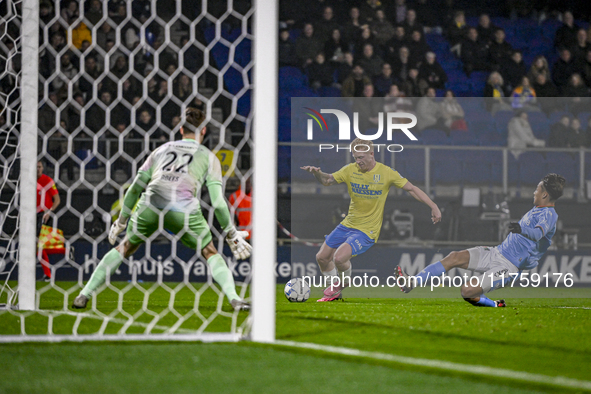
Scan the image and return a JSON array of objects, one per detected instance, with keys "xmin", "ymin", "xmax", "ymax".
[
  {"xmin": 251, "ymin": 0, "xmax": 278, "ymax": 343},
  {"xmin": 17, "ymin": 0, "xmax": 39, "ymax": 311}
]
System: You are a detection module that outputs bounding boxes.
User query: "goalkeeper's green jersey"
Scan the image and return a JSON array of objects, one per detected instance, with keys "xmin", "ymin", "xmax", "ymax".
[
  {"xmin": 332, "ymin": 162, "xmax": 408, "ymax": 241},
  {"xmin": 137, "ymin": 139, "xmax": 222, "ymax": 214}
]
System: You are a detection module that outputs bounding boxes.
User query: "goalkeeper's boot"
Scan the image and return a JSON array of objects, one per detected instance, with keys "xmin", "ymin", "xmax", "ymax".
[
  {"xmin": 72, "ymin": 294, "xmax": 89, "ymax": 309},
  {"xmin": 317, "ymin": 283, "xmax": 346, "ymax": 302},
  {"xmin": 394, "ymin": 265, "xmax": 415, "ymax": 293},
  {"xmin": 494, "ymin": 299, "xmax": 506, "ymax": 307},
  {"xmin": 231, "ymin": 299, "xmax": 250, "ymax": 311}
]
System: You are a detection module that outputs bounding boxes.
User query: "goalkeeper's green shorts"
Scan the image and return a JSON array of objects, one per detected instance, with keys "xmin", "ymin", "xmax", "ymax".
[{"xmin": 126, "ymin": 203, "xmax": 212, "ymax": 251}]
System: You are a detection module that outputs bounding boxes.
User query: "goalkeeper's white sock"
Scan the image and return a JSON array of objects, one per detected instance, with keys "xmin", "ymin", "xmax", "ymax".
[
  {"xmin": 207, "ymin": 254, "xmax": 240, "ymax": 302},
  {"xmin": 321, "ymin": 267, "xmax": 338, "ymax": 287},
  {"xmin": 80, "ymin": 248, "xmax": 124, "ymax": 298}
]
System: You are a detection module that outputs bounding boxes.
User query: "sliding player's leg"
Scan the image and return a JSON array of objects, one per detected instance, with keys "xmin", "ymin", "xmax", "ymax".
[
  {"xmin": 171, "ymin": 211, "xmax": 247, "ymax": 310},
  {"xmin": 395, "ymin": 249, "xmax": 470, "ymax": 293},
  {"xmin": 461, "ymin": 248, "xmax": 517, "ymax": 307},
  {"xmin": 72, "ymin": 205, "xmax": 156, "ymax": 308}
]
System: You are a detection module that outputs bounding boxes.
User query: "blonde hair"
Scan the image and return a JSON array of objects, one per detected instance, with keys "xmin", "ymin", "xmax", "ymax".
[{"xmin": 350, "ymin": 137, "xmax": 374, "ymax": 152}]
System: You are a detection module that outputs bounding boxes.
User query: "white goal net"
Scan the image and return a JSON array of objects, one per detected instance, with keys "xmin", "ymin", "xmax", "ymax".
[{"xmin": 0, "ymin": 0, "xmax": 276, "ymax": 342}]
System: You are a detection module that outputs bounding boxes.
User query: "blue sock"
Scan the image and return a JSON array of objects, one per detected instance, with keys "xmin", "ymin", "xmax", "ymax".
[
  {"xmin": 475, "ymin": 296, "xmax": 497, "ymax": 307},
  {"xmin": 414, "ymin": 261, "xmax": 445, "ymax": 286}
]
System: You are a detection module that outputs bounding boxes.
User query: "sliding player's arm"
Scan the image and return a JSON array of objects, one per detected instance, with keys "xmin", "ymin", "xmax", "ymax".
[
  {"xmin": 207, "ymin": 156, "xmax": 251, "ymax": 259},
  {"xmin": 402, "ymin": 181, "xmax": 442, "ymax": 224},
  {"xmin": 300, "ymin": 166, "xmax": 337, "ymax": 186}
]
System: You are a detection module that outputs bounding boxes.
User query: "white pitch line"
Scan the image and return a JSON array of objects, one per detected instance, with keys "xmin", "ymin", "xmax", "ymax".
[{"xmin": 274, "ymin": 340, "xmax": 591, "ymax": 391}]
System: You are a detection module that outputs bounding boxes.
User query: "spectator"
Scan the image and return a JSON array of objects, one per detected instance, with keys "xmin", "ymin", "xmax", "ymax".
[
  {"xmin": 527, "ymin": 55, "xmax": 551, "ymax": 82},
  {"xmin": 335, "ymin": 52, "xmax": 354, "ymax": 84},
  {"xmin": 568, "ymin": 118, "xmax": 587, "ymax": 147},
  {"xmin": 403, "ymin": 68, "xmax": 421, "ymax": 97},
  {"xmin": 385, "ymin": 26, "xmax": 408, "ymax": 66},
  {"xmin": 418, "ymin": 52, "xmax": 447, "ymax": 90},
  {"xmin": 383, "ymin": 84, "xmax": 413, "ymax": 113},
  {"xmin": 137, "ymin": 108, "xmax": 157, "ymax": 136},
  {"xmin": 324, "ymin": 29, "xmax": 348, "ymax": 66},
  {"xmin": 278, "ymin": 29, "xmax": 297, "ymax": 67},
  {"xmin": 407, "ymin": 30, "xmax": 431, "ymax": 67},
  {"xmin": 461, "ymin": 27, "xmax": 489, "ymax": 75},
  {"xmin": 571, "ymin": 29, "xmax": 589, "ymax": 61},
  {"xmin": 502, "ymin": 51, "xmax": 528, "ymax": 92},
  {"xmin": 532, "ymin": 74, "xmax": 559, "ymax": 114},
  {"xmin": 441, "ymin": 90, "xmax": 467, "ymax": 131},
  {"xmin": 373, "ymin": 63, "xmax": 395, "ymax": 96},
  {"xmin": 402, "ymin": 9, "xmax": 423, "ymax": 35},
  {"xmin": 371, "ymin": 9, "xmax": 395, "ymax": 46},
  {"xmin": 489, "ymin": 29, "xmax": 514, "ymax": 69},
  {"xmin": 71, "ymin": 22, "xmax": 92, "ymax": 50},
  {"xmin": 295, "ymin": 23, "xmax": 323, "ymax": 67},
  {"xmin": 360, "ymin": 0, "xmax": 382, "ymax": 23},
  {"xmin": 548, "ymin": 115, "xmax": 571, "ymax": 147},
  {"xmin": 37, "ymin": 160, "xmax": 61, "ymax": 281},
  {"xmin": 484, "ymin": 71, "xmax": 512, "ymax": 113},
  {"xmin": 96, "ymin": 22, "xmax": 116, "ymax": 51},
  {"xmin": 78, "ymin": 54, "xmax": 100, "ymax": 97},
  {"xmin": 110, "ymin": 55, "xmax": 129, "ymax": 80},
  {"xmin": 38, "ymin": 92, "xmax": 59, "ymax": 134},
  {"xmin": 61, "ymin": 0, "xmax": 79, "ymax": 25},
  {"xmin": 85, "ymin": 0, "xmax": 103, "ymax": 27},
  {"xmin": 508, "ymin": 111, "xmax": 545, "ymax": 158},
  {"xmin": 554, "ymin": 11, "xmax": 579, "ymax": 49},
  {"xmin": 306, "ymin": 53, "xmax": 334, "ymax": 89},
  {"xmin": 552, "ymin": 48, "xmax": 577, "ymax": 89},
  {"xmin": 392, "ymin": 0, "xmax": 408, "ymax": 25},
  {"xmin": 314, "ymin": 6, "xmax": 341, "ymax": 45},
  {"xmin": 577, "ymin": 50, "xmax": 591, "ymax": 87},
  {"xmin": 476, "ymin": 13, "xmax": 497, "ymax": 45},
  {"xmin": 86, "ymin": 90, "xmax": 113, "ymax": 134},
  {"xmin": 52, "ymin": 52, "xmax": 78, "ymax": 99},
  {"xmin": 341, "ymin": 64, "xmax": 372, "ymax": 97},
  {"xmin": 110, "ymin": 2, "xmax": 127, "ymax": 25},
  {"xmin": 447, "ymin": 10, "xmax": 467, "ymax": 54},
  {"xmin": 416, "ymin": 87, "xmax": 443, "ymax": 131},
  {"xmin": 511, "ymin": 76, "xmax": 539, "ymax": 111},
  {"xmin": 180, "ymin": 36, "xmax": 204, "ymax": 75},
  {"xmin": 391, "ymin": 46, "xmax": 412, "ymax": 83},
  {"xmin": 358, "ymin": 43, "xmax": 384, "ymax": 78},
  {"xmin": 66, "ymin": 92, "xmax": 85, "ymax": 133},
  {"xmin": 562, "ymin": 73, "xmax": 589, "ymax": 114},
  {"xmin": 352, "ymin": 84, "xmax": 381, "ymax": 132},
  {"xmin": 342, "ymin": 7, "xmax": 364, "ymax": 44},
  {"xmin": 414, "ymin": 0, "xmax": 439, "ymax": 31},
  {"xmin": 173, "ymin": 74, "xmax": 193, "ymax": 103},
  {"xmin": 354, "ymin": 26, "xmax": 377, "ymax": 58}
]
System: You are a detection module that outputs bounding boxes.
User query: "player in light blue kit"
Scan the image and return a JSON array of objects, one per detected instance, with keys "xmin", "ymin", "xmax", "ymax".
[{"xmin": 395, "ymin": 173, "xmax": 566, "ymax": 307}]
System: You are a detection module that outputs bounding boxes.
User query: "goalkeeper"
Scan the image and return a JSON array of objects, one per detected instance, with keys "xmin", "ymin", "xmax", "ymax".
[{"xmin": 73, "ymin": 108, "xmax": 251, "ymax": 310}]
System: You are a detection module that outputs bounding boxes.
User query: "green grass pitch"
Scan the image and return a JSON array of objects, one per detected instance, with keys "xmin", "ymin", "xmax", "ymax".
[{"xmin": 1, "ymin": 282, "xmax": 590, "ymax": 393}]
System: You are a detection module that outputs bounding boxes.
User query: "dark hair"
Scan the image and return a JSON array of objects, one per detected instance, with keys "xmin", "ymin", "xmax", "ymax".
[
  {"xmin": 183, "ymin": 107, "xmax": 206, "ymax": 133},
  {"xmin": 542, "ymin": 173, "xmax": 566, "ymax": 201}
]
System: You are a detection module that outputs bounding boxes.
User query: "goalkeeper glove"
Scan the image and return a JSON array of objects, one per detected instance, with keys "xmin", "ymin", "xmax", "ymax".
[
  {"xmin": 508, "ymin": 222, "xmax": 522, "ymax": 234},
  {"xmin": 225, "ymin": 229, "xmax": 252, "ymax": 260},
  {"xmin": 108, "ymin": 216, "xmax": 128, "ymax": 245}
]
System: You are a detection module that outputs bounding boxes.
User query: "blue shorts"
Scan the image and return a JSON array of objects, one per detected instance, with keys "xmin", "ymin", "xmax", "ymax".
[{"xmin": 325, "ymin": 224, "xmax": 375, "ymax": 256}]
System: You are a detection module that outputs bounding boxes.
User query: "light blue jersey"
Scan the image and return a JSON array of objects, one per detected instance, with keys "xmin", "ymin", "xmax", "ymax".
[{"xmin": 497, "ymin": 206, "xmax": 558, "ymax": 270}]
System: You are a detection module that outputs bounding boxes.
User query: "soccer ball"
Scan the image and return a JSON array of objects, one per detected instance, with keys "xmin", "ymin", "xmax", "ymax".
[{"xmin": 284, "ymin": 278, "xmax": 310, "ymax": 302}]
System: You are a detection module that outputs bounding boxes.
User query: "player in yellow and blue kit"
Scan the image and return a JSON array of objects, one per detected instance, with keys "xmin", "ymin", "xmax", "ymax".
[
  {"xmin": 395, "ymin": 173, "xmax": 566, "ymax": 307},
  {"xmin": 301, "ymin": 138, "xmax": 442, "ymax": 302}
]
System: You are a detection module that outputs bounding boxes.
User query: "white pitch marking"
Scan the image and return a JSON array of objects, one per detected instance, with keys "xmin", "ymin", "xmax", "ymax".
[{"xmin": 274, "ymin": 340, "xmax": 591, "ymax": 391}]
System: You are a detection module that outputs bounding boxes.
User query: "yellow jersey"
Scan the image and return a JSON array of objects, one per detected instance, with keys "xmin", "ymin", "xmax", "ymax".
[{"xmin": 333, "ymin": 162, "xmax": 408, "ymax": 241}]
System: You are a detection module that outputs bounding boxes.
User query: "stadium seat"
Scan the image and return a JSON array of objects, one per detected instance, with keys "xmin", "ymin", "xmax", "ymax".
[
  {"xmin": 449, "ymin": 130, "xmax": 478, "ymax": 145},
  {"xmin": 545, "ymin": 152, "xmax": 578, "ymax": 185},
  {"xmin": 393, "ymin": 149, "xmax": 425, "ymax": 183},
  {"xmin": 511, "ymin": 152, "xmax": 548, "ymax": 187},
  {"xmin": 431, "ymin": 150, "xmax": 463, "ymax": 184},
  {"xmin": 421, "ymin": 129, "xmax": 450, "ymax": 145},
  {"xmin": 317, "ymin": 86, "xmax": 341, "ymax": 97},
  {"xmin": 461, "ymin": 150, "xmax": 503, "ymax": 185},
  {"xmin": 279, "ymin": 67, "xmax": 306, "ymax": 90}
]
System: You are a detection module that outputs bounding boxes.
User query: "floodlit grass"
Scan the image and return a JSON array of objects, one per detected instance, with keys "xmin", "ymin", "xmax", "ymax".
[{"xmin": 1, "ymin": 283, "xmax": 590, "ymax": 393}]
